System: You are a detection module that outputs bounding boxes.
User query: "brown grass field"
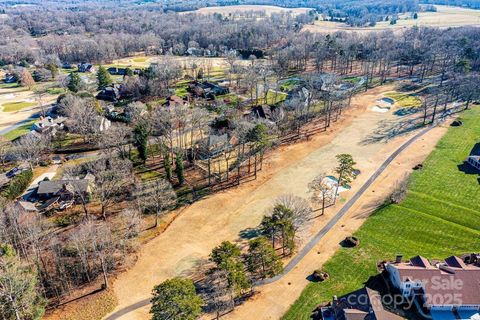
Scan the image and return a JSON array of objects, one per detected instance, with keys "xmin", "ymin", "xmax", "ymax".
[
  {"xmin": 303, "ymin": 5, "xmax": 480, "ymax": 33},
  {"xmin": 184, "ymin": 5, "xmax": 312, "ymax": 16}
]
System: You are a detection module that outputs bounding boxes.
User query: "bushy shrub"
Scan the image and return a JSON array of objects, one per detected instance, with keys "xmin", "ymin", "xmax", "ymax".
[{"xmin": 2, "ymin": 169, "xmax": 33, "ymax": 199}]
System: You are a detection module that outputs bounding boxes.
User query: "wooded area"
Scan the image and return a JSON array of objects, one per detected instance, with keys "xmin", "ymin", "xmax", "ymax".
[{"xmin": 0, "ymin": 0, "xmax": 480, "ymax": 319}]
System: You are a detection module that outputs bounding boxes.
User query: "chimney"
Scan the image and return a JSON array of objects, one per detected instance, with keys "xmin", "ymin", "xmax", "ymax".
[{"xmin": 396, "ymin": 255, "xmax": 403, "ymax": 263}]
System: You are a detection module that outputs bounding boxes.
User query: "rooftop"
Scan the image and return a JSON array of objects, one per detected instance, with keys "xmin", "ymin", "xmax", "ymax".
[
  {"xmin": 37, "ymin": 179, "xmax": 90, "ymax": 195},
  {"xmin": 388, "ymin": 255, "xmax": 480, "ymax": 306}
]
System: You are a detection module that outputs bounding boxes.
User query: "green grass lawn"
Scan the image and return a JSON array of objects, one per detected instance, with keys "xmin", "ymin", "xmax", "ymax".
[
  {"xmin": 254, "ymin": 90, "xmax": 288, "ymax": 106},
  {"xmin": 46, "ymin": 87, "xmax": 66, "ymax": 95},
  {"xmin": 132, "ymin": 56, "xmax": 148, "ymax": 63},
  {"xmin": 1, "ymin": 101, "xmax": 37, "ymax": 112},
  {"xmin": 282, "ymin": 108, "xmax": 480, "ymax": 320},
  {"xmin": 385, "ymin": 91, "xmax": 422, "ymax": 108},
  {"xmin": 0, "ymin": 82, "xmax": 20, "ymax": 89},
  {"xmin": 2, "ymin": 119, "xmax": 36, "ymax": 140}
]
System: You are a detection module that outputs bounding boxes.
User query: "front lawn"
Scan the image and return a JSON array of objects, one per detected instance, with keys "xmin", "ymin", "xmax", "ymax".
[
  {"xmin": 2, "ymin": 119, "xmax": 36, "ymax": 140},
  {"xmin": 283, "ymin": 108, "xmax": 480, "ymax": 320},
  {"xmin": 0, "ymin": 82, "xmax": 20, "ymax": 89}
]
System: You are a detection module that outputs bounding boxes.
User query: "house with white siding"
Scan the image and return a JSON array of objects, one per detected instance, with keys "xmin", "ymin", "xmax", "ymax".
[{"xmin": 385, "ymin": 254, "xmax": 480, "ymax": 320}]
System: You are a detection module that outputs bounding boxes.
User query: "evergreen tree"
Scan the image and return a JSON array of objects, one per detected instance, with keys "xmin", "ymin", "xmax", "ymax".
[
  {"xmin": 67, "ymin": 72, "xmax": 81, "ymax": 92},
  {"xmin": 164, "ymin": 151, "xmax": 173, "ymax": 181},
  {"xmin": 175, "ymin": 153, "xmax": 185, "ymax": 185},
  {"xmin": 210, "ymin": 241, "xmax": 250, "ymax": 294},
  {"xmin": 150, "ymin": 278, "xmax": 203, "ymax": 320},
  {"xmin": 133, "ymin": 122, "xmax": 149, "ymax": 163},
  {"xmin": 125, "ymin": 67, "xmax": 134, "ymax": 76},
  {"xmin": 335, "ymin": 154, "xmax": 357, "ymax": 193},
  {"xmin": 246, "ymin": 237, "xmax": 283, "ymax": 279},
  {"xmin": 46, "ymin": 63, "xmax": 58, "ymax": 79},
  {"xmin": 96, "ymin": 65, "xmax": 112, "ymax": 90},
  {"xmin": 260, "ymin": 205, "xmax": 296, "ymax": 255}
]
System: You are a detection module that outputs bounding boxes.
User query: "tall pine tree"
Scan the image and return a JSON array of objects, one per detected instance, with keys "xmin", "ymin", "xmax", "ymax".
[
  {"xmin": 96, "ymin": 65, "xmax": 112, "ymax": 90},
  {"xmin": 68, "ymin": 72, "xmax": 81, "ymax": 92}
]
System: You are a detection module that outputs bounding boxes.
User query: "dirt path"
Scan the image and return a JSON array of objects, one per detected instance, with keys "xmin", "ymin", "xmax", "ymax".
[{"xmin": 104, "ymin": 84, "xmax": 436, "ymax": 320}]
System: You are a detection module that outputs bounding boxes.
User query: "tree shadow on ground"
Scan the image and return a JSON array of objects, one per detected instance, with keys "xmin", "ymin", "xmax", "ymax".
[
  {"xmin": 239, "ymin": 227, "xmax": 260, "ymax": 240},
  {"xmin": 361, "ymin": 117, "xmax": 424, "ymax": 145},
  {"xmin": 393, "ymin": 107, "xmax": 420, "ymax": 117}
]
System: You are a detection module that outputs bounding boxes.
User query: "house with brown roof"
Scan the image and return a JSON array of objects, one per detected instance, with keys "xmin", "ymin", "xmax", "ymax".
[
  {"xmin": 385, "ymin": 255, "xmax": 480, "ymax": 320},
  {"xmin": 320, "ymin": 287, "xmax": 403, "ymax": 320}
]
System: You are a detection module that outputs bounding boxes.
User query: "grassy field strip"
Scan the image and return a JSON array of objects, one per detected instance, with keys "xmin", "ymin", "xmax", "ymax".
[
  {"xmin": 1, "ymin": 101, "xmax": 37, "ymax": 112},
  {"xmin": 282, "ymin": 108, "xmax": 480, "ymax": 320},
  {"xmin": 1, "ymin": 119, "xmax": 36, "ymax": 141}
]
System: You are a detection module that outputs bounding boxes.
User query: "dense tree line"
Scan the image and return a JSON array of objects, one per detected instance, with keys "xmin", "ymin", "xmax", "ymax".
[{"xmin": 0, "ymin": 3, "xmax": 308, "ymax": 65}]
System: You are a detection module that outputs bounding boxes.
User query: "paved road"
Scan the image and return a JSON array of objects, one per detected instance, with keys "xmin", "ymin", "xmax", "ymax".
[{"xmin": 104, "ymin": 124, "xmax": 435, "ymax": 320}]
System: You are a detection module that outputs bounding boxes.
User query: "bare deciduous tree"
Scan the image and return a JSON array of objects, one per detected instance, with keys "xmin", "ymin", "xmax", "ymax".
[
  {"xmin": 309, "ymin": 174, "xmax": 335, "ymax": 216},
  {"xmin": 134, "ymin": 179, "xmax": 176, "ymax": 228}
]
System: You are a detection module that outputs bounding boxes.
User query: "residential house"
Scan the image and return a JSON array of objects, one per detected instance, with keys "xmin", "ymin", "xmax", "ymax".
[
  {"xmin": 251, "ymin": 105, "xmax": 273, "ymax": 120},
  {"xmin": 3, "ymin": 73, "xmax": 17, "ymax": 83},
  {"xmin": 97, "ymin": 87, "xmax": 121, "ymax": 102},
  {"xmin": 164, "ymin": 95, "xmax": 188, "ymax": 108},
  {"xmin": 467, "ymin": 155, "xmax": 480, "ymax": 170},
  {"xmin": 208, "ymin": 134, "xmax": 229, "ymax": 153},
  {"xmin": 320, "ymin": 287, "xmax": 403, "ymax": 320},
  {"xmin": 189, "ymin": 81, "xmax": 229, "ymax": 100},
  {"xmin": 32, "ymin": 116, "xmax": 66, "ymax": 134},
  {"xmin": 107, "ymin": 67, "xmax": 127, "ymax": 76},
  {"xmin": 37, "ymin": 179, "xmax": 91, "ymax": 202},
  {"xmin": 385, "ymin": 255, "xmax": 480, "ymax": 320},
  {"xmin": 78, "ymin": 63, "xmax": 95, "ymax": 73},
  {"xmin": 186, "ymin": 47, "xmax": 203, "ymax": 57}
]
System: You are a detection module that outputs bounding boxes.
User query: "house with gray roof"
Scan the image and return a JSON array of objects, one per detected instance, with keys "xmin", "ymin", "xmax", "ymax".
[
  {"xmin": 37, "ymin": 179, "xmax": 91, "ymax": 202},
  {"xmin": 32, "ymin": 116, "xmax": 66, "ymax": 134}
]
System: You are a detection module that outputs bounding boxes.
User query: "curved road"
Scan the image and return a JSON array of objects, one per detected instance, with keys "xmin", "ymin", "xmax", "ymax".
[{"xmin": 105, "ymin": 124, "xmax": 435, "ymax": 320}]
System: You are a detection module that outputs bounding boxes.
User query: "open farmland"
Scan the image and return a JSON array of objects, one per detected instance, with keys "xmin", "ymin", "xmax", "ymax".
[
  {"xmin": 303, "ymin": 5, "xmax": 480, "ymax": 33},
  {"xmin": 184, "ymin": 5, "xmax": 312, "ymax": 16},
  {"xmin": 282, "ymin": 107, "xmax": 480, "ymax": 320}
]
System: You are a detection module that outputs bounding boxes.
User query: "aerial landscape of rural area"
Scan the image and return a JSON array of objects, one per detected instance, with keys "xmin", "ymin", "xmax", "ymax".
[{"xmin": 0, "ymin": 0, "xmax": 479, "ymax": 319}]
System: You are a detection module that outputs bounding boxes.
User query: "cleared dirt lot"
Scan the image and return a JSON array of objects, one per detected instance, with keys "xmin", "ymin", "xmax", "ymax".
[
  {"xmin": 184, "ymin": 5, "xmax": 312, "ymax": 16},
  {"xmin": 303, "ymin": 5, "xmax": 480, "ymax": 33},
  {"xmin": 104, "ymin": 83, "xmax": 445, "ymax": 320}
]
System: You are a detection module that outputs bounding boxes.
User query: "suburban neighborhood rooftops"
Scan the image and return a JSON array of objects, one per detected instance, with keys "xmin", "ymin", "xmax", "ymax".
[{"xmin": 37, "ymin": 179, "xmax": 90, "ymax": 195}]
